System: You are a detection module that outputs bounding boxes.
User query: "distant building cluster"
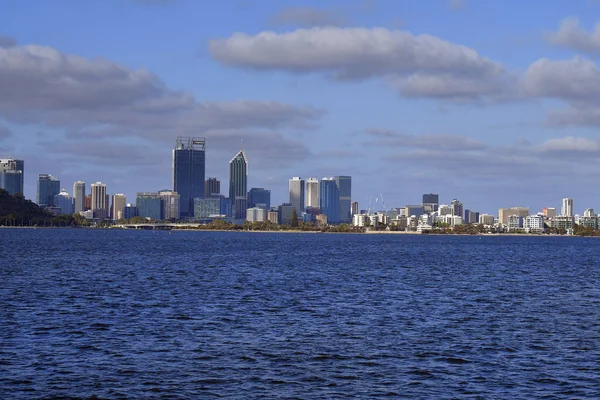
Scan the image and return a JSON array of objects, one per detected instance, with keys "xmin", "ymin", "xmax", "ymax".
[{"xmin": 0, "ymin": 146, "xmax": 592, "ymax": 233}]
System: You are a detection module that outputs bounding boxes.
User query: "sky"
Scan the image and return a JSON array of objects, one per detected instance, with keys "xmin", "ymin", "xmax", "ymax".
[{"xmin": 2, "ymin": 0, "xmax": 600, "ymax": 215}]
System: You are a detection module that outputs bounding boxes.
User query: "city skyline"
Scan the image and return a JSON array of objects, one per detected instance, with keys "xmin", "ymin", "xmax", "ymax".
[{"xmin": 3, "ymin": 1, "xmax": 600, "ymax": 213}]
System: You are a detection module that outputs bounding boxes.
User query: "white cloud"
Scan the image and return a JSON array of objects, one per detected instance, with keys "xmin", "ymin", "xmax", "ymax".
[
  {"xmin": 539, "ymin": 136, "xmax": 600, "ymax": 153},
  {"xmin": 547, "ymin": 17, "xmax": 600, "ymax": 55},
  {"xmin": 209, "ymin": 27, "xmax": 505, "ymax": 100}
]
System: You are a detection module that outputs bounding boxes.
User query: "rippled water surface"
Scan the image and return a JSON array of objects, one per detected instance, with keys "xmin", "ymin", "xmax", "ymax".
[{"xmin": 1, "ymin": 229, "xmax": 600, "ymax": 399}]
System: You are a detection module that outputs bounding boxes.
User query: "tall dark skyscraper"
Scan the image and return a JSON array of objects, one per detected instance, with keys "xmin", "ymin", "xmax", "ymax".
[
  {"xmin": 229, "ymin": 149, "xmax": 248, "ymax": 220},
  {"xmin": 0, "ymin": 158, "xmax": 24, "ymax": 196},
  {"xmin": 173, "ymin": 137, "xmax": 206, "ymax": 218},
  {"xmin": 422, "ymin": 193, "xmax": 439, "ymax": 212},
  {"xmin": 204, "ymin": 177, "xmax": 220, "ymax": 198},
  {"xmin": 334, "ymin": 176, "xmax": 351, "ymax": 223},
  {"xmin": 320, "ymin": 178, "xmax": 340, "ymax": 224},
  {"xmin": 37, "ymin": 174, "xmax": 60, "ymax": 206}
]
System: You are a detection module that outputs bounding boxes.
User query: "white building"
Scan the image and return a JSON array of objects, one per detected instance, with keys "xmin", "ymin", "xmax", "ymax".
[
  {"xmin": 438, "ymin": 204, "xmax": 452, "ymax": 216},
  {"xmin": 73, "ymin": 181, "xmax": 85, "ymax": 213},
  {"xmin": 91, "ymin": 182, "xmax": 108, "ymax": 219},
  {"xmin": 561, "ymin": 198, "xmax": 574, "ymax": 217},
  {"xmin": 438, "ymin": 214, "xmax": 463, "ymax": 226},
  {"xmin": 305, "ymin": 178, "xmax": 319, "ymax": 208},
  {"xmin": 507, "ymin": 215, "xmax": 524, "ymax": 231},
  {"xmin": 246, "ymin": 207, "xmax": 267, "ymax": 223},
  {"xmin": 584, "ymin": 208, "xmax": 595, "ymax": 217},
  {"xmin": 289, "ymin": 177, "xmax": 305, "ymax": 213},
  {"xmin": 524, "ymin": 214, "xmax": 545, "ymax": 233},
  {"xmin": 479, "ymin": 214, "xmax": 495, "ymax": 226},
  {"xmin": 353, "ymin": 213, "xmax": 367, "ymax": 227}
]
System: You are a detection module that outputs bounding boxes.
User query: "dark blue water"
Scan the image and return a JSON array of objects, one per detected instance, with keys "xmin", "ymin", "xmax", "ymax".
[{"xmin": 1, "ymin": 229, "xmax": 600, "ymax": 399}]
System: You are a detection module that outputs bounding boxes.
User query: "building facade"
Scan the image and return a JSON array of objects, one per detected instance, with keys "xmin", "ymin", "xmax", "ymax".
[
  {"xmin": 561, "ymin": 198, "xmax": 574, "ymax": 217},
  {"xmin": 422, "ymin": 193, "xmax": 439, "ymax": 212},
  {"xmin": 498, "ymin": 207, "xmax": 529, "ymax": 225},
  {"xmin": 111, "ymin": 194, "xmax": 127, "ymax": 220},
  {"xmin": 246, "ymin": 207, "xmax": 267, "ymax": 223},
  {"xmin": 37, "ymin": 174, "xmax": 60, "ymax": 206},
  {"xmin": 204, "ymin": 178, "xmax": 220, "ymax": 198},
  {"xmin": 0, "ymin": 158, "xmax": 24, "ymax": 195},
  {"xmin": 136, "ymin": 192, "xmax": 162, "ymax": 221},
  {"xmin": 319, "ymin": 178, "xmax": 339, "ymax": 224},
  {"xmin": 229, "ymin": 149, "xmax": 248, "ymax": 220},
  {"xmin": 173, "ymin": 137, "xmax": 206, "ymax": 218},
  {"xmin": 248, "ymin": 188, "xmax": 271, "ymax": 210},
  {"xmin": 73, "ymin": 181, "xmax": 85, "ymax": 213},
  {"xmin": 334, "ymin": 176, "xmax": 351, "ymax": 223},
  {"xmin": 289, "ymin": 177, "xmax": 305, "ymax": 213},
  {"xmin": 278, "ymin": 203, "xmax": 295, "ymax": 225},
  {"xmin": 91, "ymin": 182, "xmax": 108, "ymax": 219},
  {"xmin": 305, "ymin": 178, "xmax": 319, "ymax": 208},
  {"xmin": 159, "ymin": 190, "xmax": 180, "ymax": 220},
  {"xmin": 194, "ymin": 198, "xmax": 222, "ymax": 219},
  {"xmin": 53, "ymin": 189, "xmax": 74, "ymax": 215}
]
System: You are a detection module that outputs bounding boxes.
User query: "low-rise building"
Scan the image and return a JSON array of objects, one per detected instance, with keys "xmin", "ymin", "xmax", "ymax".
[
  {"xmin": 479, "ymin": 214, "xmax": 495, "ymax": 226},
  {"xmin": 246, "ymin": 207, "xmax": 267, "ymax": 223},
  {"xmin": 551, "ymin": 215, "xmax": 574, "ymax": 230},
  {"xmin": 507, "ymin": 215, "xmax": 524, "ymax": 231},
  {"xmin": 524, "ymin": 214, "xmax": 545, "ymax": 233}
]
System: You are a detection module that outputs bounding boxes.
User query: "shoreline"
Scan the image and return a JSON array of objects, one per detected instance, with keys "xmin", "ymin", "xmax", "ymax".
[{"xmin": 0, "ymin": 225, "xmax": 593, "ymax": 237}]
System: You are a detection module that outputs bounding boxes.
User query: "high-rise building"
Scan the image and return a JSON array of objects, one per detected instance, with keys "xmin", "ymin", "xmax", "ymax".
[
  {"xmin": 194, "ymin": 198, "xmax": 222, "ymax": 219},
  {"xmin": 278, "ymin": 203, "xmax": 295, "ymax": 225},
  {"xmin": 173, "ymin": 137, "xmax": 206, "ymax": 218},
  {"xmin": 464, "ymin": 209, "xmax": 479, "ymax": 224},
  {"xmin": 53, "ymin": 189, "xmax": 74, "ymax": 215},
  {"xmin": 73, "ymin": 181, "xmax": 86, "ymax": 213},
  {"xmin": 351, "ymin": 201, "xmax": 359, "ymax": 216},
  {"xmin": 111, "ymin": 194, "xmax": 127, "ymax": 220},
  {"xmin": 542, "ymin": 207, "xmax": 557, "ymax": 218},
  {"xmin": 229, "ymin": 149, "xmax": 248, "ymax": 219},
  {"xmin": 37, "ymin": 174, "xmax": 60, "ymax": 206},
  {"xmin": 289, "ymin": 177, "xmax": 305, "ymax": 213},
  {"xmin": 561, "ymin": 198, "xmax": 574, "ymax": 217},
  {"xmin": 159, "ymin": 190, "xmax": 180, "ymax": 220},
  {"xmin": 0, "ymin": 158, "xmax": 24, "ymax": 196},
  {"xmin": 124, "ymin": 204, "xmax": 138, "ymax": 219},
  {"xmin": 319, "ymin": 178, "xmax": 340, "ymax": 224},
  {"xmin": 204, "ymin": 178, "xmax": 220, "ymax": 198},
  {"xmin": 422, "ymin": 193, "xmax": 439, "ymax": 212},
  {"xmin": 334, "ymin": 176, "xmax": 351, "ymax": 223},
  {"xmin": 248, "ymin": 188, "xmax": 271, "ymax": 210},
  {"xmin": 306, "ymin": 178, "xmax": 319, "ymax": 208},
  {"xmin": 136, "ymin": 192, "xmax": 162, "ymax": 221},
  {"xmin": 450, "ymin": 199, "xmax": 464, "ymax": 218},
  {"xmin": 91, "ymin": 182, "xmax": 108, "ymax": 219},
  {"xmin": 84, "ymin": 194, "xmax": 92, "ymax": 211}
]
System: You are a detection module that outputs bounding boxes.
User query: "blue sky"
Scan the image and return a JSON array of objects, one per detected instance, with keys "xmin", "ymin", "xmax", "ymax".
[{"xmin": 2, "ymin": 0, "xmax": 600, "ymax": 214}]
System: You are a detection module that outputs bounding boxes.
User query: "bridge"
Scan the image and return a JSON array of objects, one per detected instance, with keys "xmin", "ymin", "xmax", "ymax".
[{"xmin": 115, "ymin": 223, "xmax": 201, "ymax": 230}]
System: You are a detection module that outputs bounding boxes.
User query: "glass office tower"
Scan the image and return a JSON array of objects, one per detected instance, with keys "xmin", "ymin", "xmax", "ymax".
[
  {"xmin": 0, "ymin": 158, "xmax": 24, "ymax": 195},
  {"xmin": 248, "ymin": 188, "xmax": 271, "ymax": 210},
  {"xmin": 334, "ymin": 176, "xmax": 351, "ymax": 223},
  {"xmin": 229, "ymin": 149, "xmax": 248, "ymax": 220},
  {"xmin": 37, "ymin": 174, "xmax": 60, "ymax": 206},
  {"xmin": 320, "ymin": 178, "xmax": 340, "ymax": 224},
  {"xmin": 173, "ymin": 137, "xmax": 205, "ymax": 218}
]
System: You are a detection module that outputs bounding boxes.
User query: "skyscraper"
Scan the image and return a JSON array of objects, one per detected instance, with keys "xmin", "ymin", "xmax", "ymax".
[
  {"xmin": 0, "ymin": 158, "xmax": 24, "ymax": 196},
  {"xmin": 136, "ymin": 192, "xmax": 162, "ymax": 221},
  {"xmin": 248, "ymin": 188, "xmax": 271, "ymax": 210},
  {"xmin": 173, "ymin": 137, "xmax": 206, "ymax": 218},
  {"xmin": 204, "ymin": 178, "xmax": 220, "ymax": 198},
  {"xmin": 37, "ymin": 174, "xmax": 60, "ymax": 206},
  {"xmin": 422, "ymin": 193, "xmax": 439, "ymax": 212},
  {"xmin": 91, "ymin": 182, "xmax": 108, "ymax": 219},
  {"xmin": 111, "ymin": 194, "xmax": 127, "ymax": 220},
  {"xmin": 561, "ymin": 198, "xmax": 574, "ymax": 217},
  {"xmin": 54, "ymin": 189, "xmax": 74, "ymax": 215},
  {"xmin": 320, "ymin": 178, "xmax": 340, "ymax": 224},
  {"xmin": 159, "ymin": 190, "xmax": 180, "ymax": 220},
  {"xmin": 451, "ymin": 199, "xmax": 464, "ymax": 218},
  {"xmin": 306, "ymin": 177, "xmax": 319, "ymax": 208},
  {"xmin": 73, "ymin": 181, "xmax": 86, "ymax": 213},
  {"xmin": 229, "ymin": 149, "xmax": 248, "ymax": 220},
  {"xmin": 289, "ymin": 177, "xmax": 305, "ymax": 213},
  {"xmin": 334, "ymin": 176, "xmax": 351, "ymax": 223}
]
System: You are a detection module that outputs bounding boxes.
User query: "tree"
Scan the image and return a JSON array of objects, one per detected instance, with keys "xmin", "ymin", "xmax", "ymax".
[{"xmin": 291, "ymin": 208, "xmax": 299, "ymax": 228}]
